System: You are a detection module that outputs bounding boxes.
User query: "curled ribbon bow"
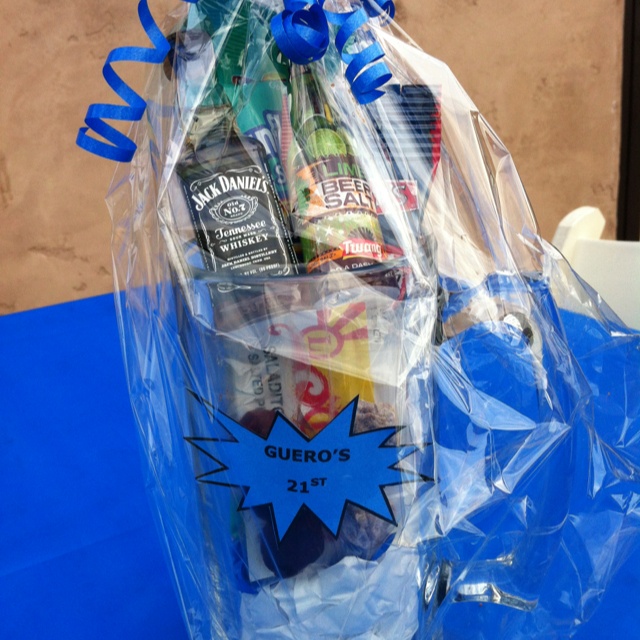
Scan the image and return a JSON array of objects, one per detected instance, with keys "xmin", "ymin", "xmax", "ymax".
[
  {"xmin": 77, "ymin": 0, "xmax": 394, "ymax": 161},
  {"xmin": 271, "ymin": 0, "xmax": 395, "ymax": 104},
  {"xmin": 76, "ymin": 0, "xmax": 173, "ymax": 162}
]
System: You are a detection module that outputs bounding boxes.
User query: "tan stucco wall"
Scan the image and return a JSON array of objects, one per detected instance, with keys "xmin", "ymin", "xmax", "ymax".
[
  {"xmin": 0, "ymin": 0, "xmax": 624, "ymax": 314},
  {"xmin": 401, "ymin": 0, "xmax": 624, "ymax": 242}
]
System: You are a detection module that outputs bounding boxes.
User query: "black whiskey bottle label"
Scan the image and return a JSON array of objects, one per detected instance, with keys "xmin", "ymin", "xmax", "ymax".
[{"xmin": 180, "ymin": 161, "xmax": 298, "ymax": 277}]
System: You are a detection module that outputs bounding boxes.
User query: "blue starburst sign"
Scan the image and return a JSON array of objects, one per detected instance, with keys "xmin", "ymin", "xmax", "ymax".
[{"xmin": 186, "ymin": 396, "xmax": 419, "ymax": 541}]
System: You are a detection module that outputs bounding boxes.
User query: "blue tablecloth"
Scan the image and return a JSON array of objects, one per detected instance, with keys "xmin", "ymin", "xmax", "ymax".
[{"xmin": 0, "ymin": 294, "xmax": 637, "ymax": 639}]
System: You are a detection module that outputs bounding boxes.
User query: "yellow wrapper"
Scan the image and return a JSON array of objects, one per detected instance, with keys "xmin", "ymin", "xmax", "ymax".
[{"xmin": 291, "ymin": 301, "xmax": 376, "ymax": 434}]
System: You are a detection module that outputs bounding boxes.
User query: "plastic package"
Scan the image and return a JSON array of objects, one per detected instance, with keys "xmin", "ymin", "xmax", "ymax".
[{"xmin": 103, "ymin": 1, "xmax": 640, "ymax": 638}]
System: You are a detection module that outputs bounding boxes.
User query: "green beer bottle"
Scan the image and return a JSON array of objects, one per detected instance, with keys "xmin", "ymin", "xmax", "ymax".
[{"xmin": 288, "ymin": 64, "xmax": 387, "ymax": 273}]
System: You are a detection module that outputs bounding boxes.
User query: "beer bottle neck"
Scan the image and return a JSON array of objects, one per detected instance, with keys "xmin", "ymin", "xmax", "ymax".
[
  {"xmin": 291, "ymin": 65, "xmax": 334, "ymax": 125},
  {"xmin": 290, "ymin": 64, "xmax": 356, "ymax": 161}
]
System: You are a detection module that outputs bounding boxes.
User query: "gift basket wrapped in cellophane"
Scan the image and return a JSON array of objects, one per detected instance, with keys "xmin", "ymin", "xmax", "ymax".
[{"xmin": 87, "ymin": 0, "xmax": 640, "ymax": 637}]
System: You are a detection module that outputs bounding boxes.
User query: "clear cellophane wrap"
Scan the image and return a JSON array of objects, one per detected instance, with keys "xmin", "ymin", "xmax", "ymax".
[{"xmin": 106, "ymin": 1, "xmax": 640, "ymax": 638}]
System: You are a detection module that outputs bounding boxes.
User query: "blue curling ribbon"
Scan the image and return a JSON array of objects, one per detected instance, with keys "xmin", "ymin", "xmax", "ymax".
[
  {"xmin": 272, "ymin": 0, "xmax": 395, "ymax": 105},
  {"xmin": 326, "ymin": 4, "xmax": 392, "ymax": 104},
  {"xmin": 270, "ymin": 1, "xmax": 331, "ymax": 64},
  {"xmin": 362, "ymin": 0, "xmax": 395, "ymax": 23},
  {"xmin": 76, "ymin": 0, "xmax": 195, "ymax": 162}
]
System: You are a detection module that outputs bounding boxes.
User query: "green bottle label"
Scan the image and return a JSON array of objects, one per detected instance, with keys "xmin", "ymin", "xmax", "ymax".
[{"xmin": 294, "ymin": 153, "xmax": 386, "ymax": 272}]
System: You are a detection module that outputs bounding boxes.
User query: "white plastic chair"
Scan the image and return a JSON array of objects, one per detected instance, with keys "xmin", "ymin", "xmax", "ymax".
[{"xmin": 552, "ymin": 207, "xmax": 640, "ymax": 330}]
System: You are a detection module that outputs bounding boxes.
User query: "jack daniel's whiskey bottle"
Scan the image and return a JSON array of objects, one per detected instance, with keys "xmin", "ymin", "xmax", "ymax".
[
  {"xmin": 289, "ymin": 64, "xmax": 387, "ymax": 273},
  {"xmin": 177, "ymin": 104, "xmax": 298, "ymax": 278}
]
